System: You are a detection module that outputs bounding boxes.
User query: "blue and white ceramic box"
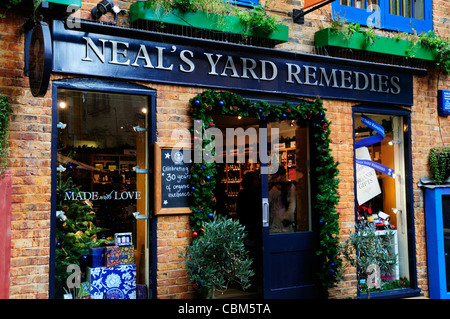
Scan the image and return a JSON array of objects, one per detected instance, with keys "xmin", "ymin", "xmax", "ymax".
[{"xmin": 87, "ymin": 264, "xmax": 136, "ymax": 299}]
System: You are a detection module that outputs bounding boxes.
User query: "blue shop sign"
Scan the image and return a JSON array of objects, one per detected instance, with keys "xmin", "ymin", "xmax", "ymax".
[
  {"xmin": 438, "ymin": 90, "xmax": 450, "ymax": 116},
  {"xmin": 51, "ymin": 20, "xmax": 414, "ymax": 105}
]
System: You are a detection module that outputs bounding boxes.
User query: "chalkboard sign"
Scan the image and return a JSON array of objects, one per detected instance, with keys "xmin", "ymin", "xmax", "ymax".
[{"xmin": 155, "ymin": 143, "xmax": 192, "ymax": 215}]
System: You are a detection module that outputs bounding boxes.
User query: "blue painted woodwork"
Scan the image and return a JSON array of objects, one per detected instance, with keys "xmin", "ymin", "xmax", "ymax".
[
  {"xmin": 332, "ymin": 0, "xmax": 433, "ymax": 34},
  {"xmin": 263, "ymin": 229, "xmax": 317, "ymax": 298},
  {"xmin": 424, "ymin": 187, "xmax": 450, "ymax": 299}
]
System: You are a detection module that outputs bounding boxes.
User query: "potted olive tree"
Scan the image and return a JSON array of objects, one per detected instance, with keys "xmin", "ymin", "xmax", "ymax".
[
  {"xmin": 179, "ymin": 214, "xmax": 254, "ymax": 299},
  {"xmin": 342, "ymin": 222, "xmax": 398, "ymax": 299}
]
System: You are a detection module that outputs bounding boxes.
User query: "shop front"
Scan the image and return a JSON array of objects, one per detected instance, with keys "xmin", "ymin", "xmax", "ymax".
[{"xmin": 37, "ymin": 17, "xmax": 425, "ymax": 299}]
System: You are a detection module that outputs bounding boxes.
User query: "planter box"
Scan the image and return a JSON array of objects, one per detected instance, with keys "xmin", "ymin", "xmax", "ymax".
[
  {"xmin": 129, "ymin": 2, "xmax": 288, "ymax": 46},
  {"xmin": 0, "ymin": 172, "xmax": 12, "ymax": 299},
  {"xmin": 315, "ymin": 28, "xmax": 437, "ymax": 62}
]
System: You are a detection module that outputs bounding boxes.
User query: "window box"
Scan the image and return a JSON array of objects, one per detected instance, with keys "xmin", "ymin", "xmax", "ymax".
[
  {"xmin": 33, "ymin": 0, "xmax": 81, "ymax": 16},
  {"xmin": 129, "ymin": 1, "xmax": 288, "ymax": 47},
  {"xmin": 315, "ymin": 27, "xmax": 437, "ymax": 62}
]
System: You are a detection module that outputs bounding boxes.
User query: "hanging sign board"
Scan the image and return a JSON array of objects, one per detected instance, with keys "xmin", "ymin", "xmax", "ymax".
[
  {"xmin": 51, "ymin": 20, "xmax": 414, "ymax": 105},
  {"xmin": 155, "ymin": 143, "xmax": 192, "ymax": 215},
  {"xmin": 28, "ymin": 21, "xmax": 52, "ymax": 97}
]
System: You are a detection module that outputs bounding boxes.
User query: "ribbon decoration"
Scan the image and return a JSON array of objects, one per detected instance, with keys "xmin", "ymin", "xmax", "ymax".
[{"xmin": 355, "ymin": 115, "xmax": 395, "ymax": 178}]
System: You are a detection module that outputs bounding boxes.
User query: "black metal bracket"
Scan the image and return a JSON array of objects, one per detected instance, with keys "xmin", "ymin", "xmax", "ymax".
[{"xmin": 293, "ymin": 0, "xmax": 335, "ymax": 24}]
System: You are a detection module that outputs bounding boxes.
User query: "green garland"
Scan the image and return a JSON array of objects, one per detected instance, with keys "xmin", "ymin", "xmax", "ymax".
[
  {"xmin": 0, "ymin": 95, "xmax": 13, "ymax": 178},
  {"xmin": 187, "ymin": 90, "xmax": 342, "ymax": 293}
]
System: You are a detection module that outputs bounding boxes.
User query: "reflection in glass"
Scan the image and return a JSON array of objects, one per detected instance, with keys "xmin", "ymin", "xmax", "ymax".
[{"xmin": 390, "ymin": 0, "xmax": 424, "ymax": 18}]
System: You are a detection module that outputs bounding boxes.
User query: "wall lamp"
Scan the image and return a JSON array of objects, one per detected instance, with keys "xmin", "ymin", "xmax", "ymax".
[
  {"xmin": 293, "ymin": 0, "xmax": 334, "ymax": 24},
  {"xmin": 91, "ymin": 0, "xmax": 123, "ymax": 22},
  {"xmin": 388, "ymin": 140, "xmax": 401, "ymax": 146}
]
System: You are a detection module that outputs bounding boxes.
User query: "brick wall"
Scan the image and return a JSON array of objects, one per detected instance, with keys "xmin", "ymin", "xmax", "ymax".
[
  {"xmin": 0, "ymin": 7, "xmax": 52, "ymax": 298},
  {"xmin": 153, "ymin": 84, "xmax": 201, "ymax": 299}
]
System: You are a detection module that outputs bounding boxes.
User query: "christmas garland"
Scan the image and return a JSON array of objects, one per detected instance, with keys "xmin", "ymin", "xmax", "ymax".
[{"xmin": 187, "ymin": 90, "xmax": 342, "ymax": 292}]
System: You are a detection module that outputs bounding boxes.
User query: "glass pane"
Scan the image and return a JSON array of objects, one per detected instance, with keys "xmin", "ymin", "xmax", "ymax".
[
  {"xmin": 390, "ymin": 0, "xmax": 400, "ymax": 15},
  {"xmin": 268, "ymin": 121, "xmax": 310, "ymax": 234},
  {"xmin": 55, "ymin": 89, "xmax": 149, "ymax": 299},
  {"xmin": 442, "ymin": 195, "xmax": 450, "ymax": 292},
  {"xmin": 354, "ymin": 113, "xmax": 410, "ymax": 291},
  {"xmin": 340, "ymin": 0, "xmax": 350, "ymax": 5},
  {"xmin": 368, "ymin": 0, "xmax": 380, "ymax": 10},
  {"xmin": 354, "ymin": 0, "xmax": 365, "ymax": 9},
  {"xmin": 402, "ymin": 0, "xmax": 412, "ymax": 17}
]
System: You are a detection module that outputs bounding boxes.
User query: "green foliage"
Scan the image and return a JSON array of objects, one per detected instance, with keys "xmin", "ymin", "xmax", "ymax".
[
  {"xmin": 235, "ymin": 4, "xmax": 279, "ymax": 36},
  {"xmin": 145, "ymin": 0, "xmax": 232, "ymax": 15},
  {"xmin": 418, "ymin": 31, "xmax": 450, "ymax": 74},
  {"xmin": 360, "ymin": 276, "xmax": 410, "ymax": 293},
  {"xmin": 179, "ymin": 214, "xmax": 254, "ymax": 298},
  {"xmin": 342, "ymin": 22, "xmax": 376, "ymax": 45},
  {"xmin": 0, "ymin": 95, "xmax": 13, "ymax": 178},
  {"xmin": 0, "ymin": 0, "xmax": 24, "ymax": 18},
  {"xmin": 144, "ymin": 0, "xmax": 280, "ymax": 36},
  {"xmin": 55, "ymin": 171, "xmax": 108, "ymax": 296},
  {"xmin": 342, "ymin": 223, "xmax": 398, "ymax": 297},
  {"xmin": 189, "ymin": 90, "xmax": 342, "ymax": 295},
  {"xmin": 429, "ymin": 146, "xmax": 450, "ymax": 184},
  {"xmin": 328, "ymin": 17, "xmax": 450, "ymax": 74}
]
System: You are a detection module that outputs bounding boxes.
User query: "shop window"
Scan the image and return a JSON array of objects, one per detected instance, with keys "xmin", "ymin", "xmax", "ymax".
[
  {"xmin": 54, "ymin": 88, "xmax": 150, "ymax": 299},
  {"xmin": 353, "ymin": 112, "xmax": 412, "ymax": 294},
  {"xmin": 332, "ymin": 0, "xmax": 432, "ymax": 33}
]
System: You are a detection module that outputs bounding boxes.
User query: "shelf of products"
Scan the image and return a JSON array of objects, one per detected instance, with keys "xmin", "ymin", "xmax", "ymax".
[
  {"xmin": 219, "ymin": 163, "xmax": 259, "ymax": 217},
  {"xmin": 90, "ymin": 153, "xmax": 137, "ymax": 186}
]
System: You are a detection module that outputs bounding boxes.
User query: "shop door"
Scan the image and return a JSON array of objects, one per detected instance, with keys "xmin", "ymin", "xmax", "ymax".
[
  {"xmin": 53, "ymin": 84, "xmax": 153, "ymax": 299},
  {"xmin": 261, "ymin": 121, "xmax": 318, "ymax": 299}
]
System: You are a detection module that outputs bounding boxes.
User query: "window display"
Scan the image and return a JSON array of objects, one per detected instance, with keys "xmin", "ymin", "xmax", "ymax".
[
  {"xmin": 353, "ymin": 112, "xmax": 410, "ymax": 293},
  {"xmin": 55, "ymin": 88, "xmax": 149, "ymax": 299}
]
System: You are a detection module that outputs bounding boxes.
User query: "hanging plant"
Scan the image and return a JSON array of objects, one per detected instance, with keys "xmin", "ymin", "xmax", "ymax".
[
  {"xmin": 187, "ymin": 90, "xmax": 342, "ymax": 295},
  {"xmin": 429, "ymin": 146, "xmax": 450, "ymax": 184},
  {"xmin": 0, "ymin": 95, "xmax": 13, "ymax": 178}
]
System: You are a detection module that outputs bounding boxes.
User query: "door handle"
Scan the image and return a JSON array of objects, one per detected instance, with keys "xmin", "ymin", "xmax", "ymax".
[
  {"xmin": 262, "ymin": 198, "xmax": 269, "ymax": 227},
  {"xmin": 133, "ymin": 165, "xmax": 149, "ymax": 174},
  {"xmin": 133, "ymin": 212, "xmax": 148, "ymax": 220}
]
